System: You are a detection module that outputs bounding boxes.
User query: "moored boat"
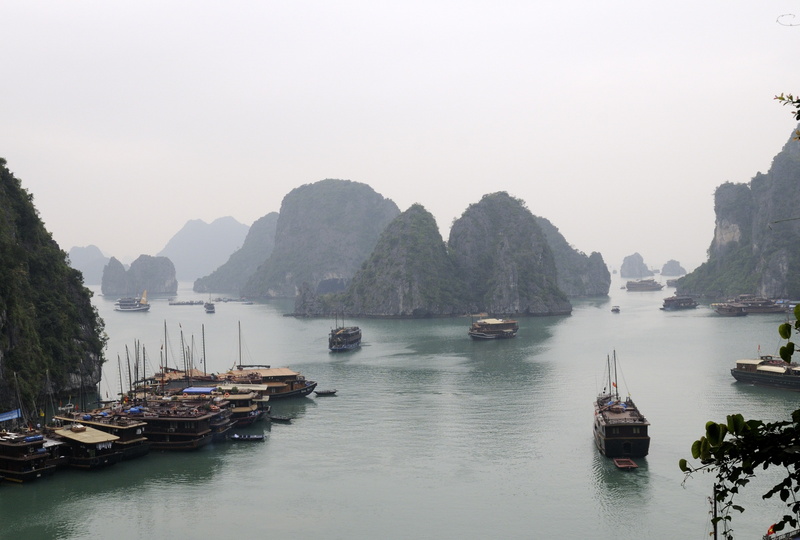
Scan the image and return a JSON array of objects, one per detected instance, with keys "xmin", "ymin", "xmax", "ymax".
[
  {"xmin": 613, "ymin": 457, "xmax": 639, "ymax": 470},
  {"xmin": 221, "ymin": 365, "xmax": 317, "ymax": 399},
  {"xmin": 468, "ymin": 318, "xmax": 519, "ymax": 339},
  {"xmin": 730, "ymin": 294, "xmax": 784, "ymax": 314},
  {"xmin": 314, "ymin": 389, "xmax": 337, "ymax": 396},
  {"xmin": 730, "ymin": 355, "xmax": 800, "ymax": 390},
  {"xmin": 0, "ymin": 431, "xmax": 59, "ymax": 482},
  {"xmin": 49, "ymin": 424, "xmax": 122, "ymax": 469},
  {"xmin": 593, "ymin": 351, "xmax": 650, "ymax": 459},
  {"xmin": 660, "ymin": 295, "xmax": 698, "ymax": 310},
  {"xmin": 611, "ymin": 306, "xmax": 620, "ymax": 313},
  {"xmin": 204, "ymin": 302, "xmax": 215, "ymax": 314},
  {"xmin": 115, "ymin": 290, "xmax": 150, "ymax": 312},
  {"xmin": 53, "ymin": 410, "xmax": 150, "ymax": 461},
  {"xmin": 712, "ymin": 302, "xmax": 748, "ymax": 316}
]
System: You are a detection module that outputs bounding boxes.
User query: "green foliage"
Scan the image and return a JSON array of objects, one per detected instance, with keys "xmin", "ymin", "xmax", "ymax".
[
  {"xmin": 0, "ymin": 158, "xmax": 106, "ymax": 412},
  {"xmin": 775, "ymin": 93, "xmax": 800, "ymax": 123},
  {"xmin": 682, "ymin": 307, "xmax": 800, "ymax": 537}
]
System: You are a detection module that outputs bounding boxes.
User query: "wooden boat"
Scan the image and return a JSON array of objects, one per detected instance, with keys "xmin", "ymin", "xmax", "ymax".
[
  {"xmin": 314, "ymin": 389, "xmax": 337, "ymax": 396},
  {"xmin": 123, "ymin": 403, "xmax": 215, "ymax": 451},
  {"xmin": 204, "ymin": 302, "xmax": 215, "ymax": 314},
  {"xmin": 660, "ymin": 295, "xmax": 698, "ymax": 310},
  {"xmin": 53, "ymin": 411, "xmax": 150, "ymax": 461},
  {"xmin": 611, "ymin": 306, "xmax": 620, "ymax": 313},
  {"xmin": 625, "ymin": 279, "xmax": 663, "ymax": 291},
  {"xmin": 613, "ymin": 457, "xmax": 639, "ymax": 470},
  {"xmin": 114, "ymin": 290, "xmax": 150, "ymax": 312},
  {"xmin": 731, "ymin": 355, "xmax": 800, "ymax": 390},
  {"xmin": 224, "ymin": 391, "xmax": 266, "ymax": 427},
  {"xmin": 221, "ymin": 365, "xmax": 317, "ymax": 399},
  {"xmin": 730, "ymin": 294, "xmax": 784, "ymax": 314},
  {"xmin": 230, "ymin": 433, "xmax": 264, "ymax": 442},
  {"xmin": 268, "ymin": 415, "xmax": 292, "ymax": 423},
  {"xmin": 712, "ymin": 302, "xmax": 748, "ymax": 316},
  {"xmin": 0, "ymin": 431, "xmax": 59, "ymax": 482},
  {"xmin": 468, "ymin": 318, "xmax": 519, "ymax": 340},
  {"xmin": 50, "ymin": 424, "xmax": 123, "ymax": 469},
  {"xmin": 593, "ymin": 351, "xmax": 650, "ymax": 458},
  {"xmin": 329, "ymin": 326, "xmax": 361, "ymax": 352}
]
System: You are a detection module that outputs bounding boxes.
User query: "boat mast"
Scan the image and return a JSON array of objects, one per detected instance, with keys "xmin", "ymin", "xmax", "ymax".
[
  {"xmin": 202, "ymin": 324, "xmax": 207, "ymax": 375},
  {"xmin": 238, "ymin": 321, "xmax": 242, "ymax": 367},
  {"xmin": 613, "ymin": 351, "xmax": 619, "ymax": 401}
]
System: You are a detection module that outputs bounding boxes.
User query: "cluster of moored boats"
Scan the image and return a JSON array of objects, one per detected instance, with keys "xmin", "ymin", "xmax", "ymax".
[{"xmin": 0, "ymin": 364, "xmax": 337, "ymax": 484}]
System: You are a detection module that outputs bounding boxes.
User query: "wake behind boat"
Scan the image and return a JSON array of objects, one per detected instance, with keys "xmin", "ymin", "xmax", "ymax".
[{"xmin": 593, "ymin": 351, "xmax": 650, "ymax": 459}]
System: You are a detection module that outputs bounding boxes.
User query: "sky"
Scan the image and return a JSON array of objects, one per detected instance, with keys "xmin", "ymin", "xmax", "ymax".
[{"xmin": 1, "ymin": 1, "xmax": 798, "ymax": 273}]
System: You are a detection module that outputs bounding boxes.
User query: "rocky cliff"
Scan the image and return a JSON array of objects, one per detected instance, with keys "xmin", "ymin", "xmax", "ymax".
[
  {"xmin": 0, "ymin": 158, "xmax": 106, "ymax": 412},
  {"xmin": 101, "ymin": 255, "xmax": 178, "ymax": 296},
  {"xmin": 534, "ymin": 217, "xmax": 611, "ymax": 297},
  {"xmin": 242, "ymin": 179, "xmax": 400, "ymax": 298},
  {"xmin": 679, "ymin": 127, "xmax": 800, "ymax": 298},
  {"xmin": 449, "ymin": 192, "xmax": 572, "ymax": 315},
  {"xmin": 300, "ymin": 204, "xmax": 464, "ymax": 317},
  {"xmin": 194, "ymin": 212, "xmax": 278, "ymax": 295},
  {"xmin": 158, "ymin": 216, "xmax": 249, "ymax": 281},
  {"xmin": 620, "ymin": 253, "xmax": 654, "ymax": 279}
]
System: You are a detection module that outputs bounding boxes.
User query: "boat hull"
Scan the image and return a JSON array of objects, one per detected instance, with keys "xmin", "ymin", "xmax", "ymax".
[{"xmin": 730, "ymin": 368, "xmax": 800, "ymax": 390}]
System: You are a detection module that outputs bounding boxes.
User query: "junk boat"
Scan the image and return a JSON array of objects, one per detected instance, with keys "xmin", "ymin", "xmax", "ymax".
[
  {"xmin": 730, "ymin": 355, "xmax": 800, "ymax": 390},
  {"xmin": 468, "ymin": 318, "xmax": 519, "ymax": 340},
  {"xmin": 221, "ymin": 365, "xmax": 317, "ymax": 399},
  {"xmin": 328, "ymin": 326, "xmax": 361, "ymax": 352},
  {"xmin": 593, "ymin": 351, "xmax": 650, "ymax": 458}
]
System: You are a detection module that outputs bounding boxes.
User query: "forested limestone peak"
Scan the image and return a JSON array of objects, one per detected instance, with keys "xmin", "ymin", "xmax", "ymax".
[
  {"xmin": 679, "ymin": 126, "xmax": 800, "ymax": 298},
  {"xmin": 0, "ymin": 158, "xmax": 106, "ymax": 412},
  {"xmin": 242, "ymin": 179, "xmax": 400, "ymax": 298}
]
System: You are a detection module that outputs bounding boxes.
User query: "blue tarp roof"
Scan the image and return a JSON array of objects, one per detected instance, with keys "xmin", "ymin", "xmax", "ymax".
[{"xmin": 181, "ymin": 387, "xmax": 216, "ymax": 394}]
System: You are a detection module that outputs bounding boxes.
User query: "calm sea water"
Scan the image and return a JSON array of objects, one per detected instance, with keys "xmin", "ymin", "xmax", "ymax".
[{"xmin": 2, "ymin": 278, "xmax": 797, "ymax": 539}]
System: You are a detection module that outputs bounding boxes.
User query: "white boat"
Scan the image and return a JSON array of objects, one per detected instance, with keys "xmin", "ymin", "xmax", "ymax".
[{"xmin": 114, "ymin": 290, "xmax": 150, "ymax": 312}]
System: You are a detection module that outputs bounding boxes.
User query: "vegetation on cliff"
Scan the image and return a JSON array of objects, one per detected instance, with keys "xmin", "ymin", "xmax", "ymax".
[
  {"xmin": 336, "ymin": 204, "xmax": 464, "ymax": 316},
  {"xmin": 535, "ymin": 216, "xmax": 610, "ymax": 297},
  {"xmin": 448, "ymin": 192, "xmax": 571, "ymax": 315},
  {"xmin": 0, "ymin": 158, "xmax": 106, "ymax": 412},
  {"xmin": 194, "ymin": 212, "xmax": 278, "ymax": 295},
  {"xmin": 679, "ymin": 128, "xmax": 800, "ymax": 298},
  {"xmin": 242, "ymin": 179, "xmax": 400, "ymax": 298}
]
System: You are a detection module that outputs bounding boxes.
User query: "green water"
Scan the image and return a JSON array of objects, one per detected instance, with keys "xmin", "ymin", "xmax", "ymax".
[{"xmin": 1, "ymin": 279, "xmax": 796, "ymax": 539}]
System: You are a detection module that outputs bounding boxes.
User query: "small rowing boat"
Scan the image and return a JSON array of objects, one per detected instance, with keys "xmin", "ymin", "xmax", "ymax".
[
  {"xmin": 314, "ymin": 389, "xmax": 337, "ymax": 396},
  {"xmin": 613, "ymin": 458, "xmax": 638, "ymax": 470},
  {"xmin": 230, "ymin": 434, "xmax": 264, "ymax": 442}
]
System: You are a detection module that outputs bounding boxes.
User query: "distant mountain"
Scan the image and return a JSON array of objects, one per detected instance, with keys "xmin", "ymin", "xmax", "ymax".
[
  {"xmin": 242, "ymin": 179, "xmax": 400, "ymax": 298},
  {"xmin": 101, "ymin": 255, "xmax": 178, "ymax": 296},
  {"xmin": 157, "ymin": 217, "xmax": 249, "ymax": 282},
  {"xmin": 68, "ymin": 245, "xmax": 109, "ymax": 285},
  {"xmin": 620, "ymin": 253, "xmax": 654, "ymax": 279},
  {"xmin": 193, "ymin": 212, "xmax": 279, "ymax": 295},
  {"xmin": 661, "ymin": 260, "xmax": 686, "ymax": 276},
  {"xmin": 679, "ymin": 126, "xmax": 800, "ymax": 298}
]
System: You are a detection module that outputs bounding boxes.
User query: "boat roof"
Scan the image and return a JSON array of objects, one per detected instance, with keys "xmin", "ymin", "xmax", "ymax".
[
  {"xmin": 757, "ymin": 365, "xmax": 788, "ymax": 373},
  {"xmin": 181, "ymin": 387, "xmax": 217, "ymax": 394},
  {"xmin": 216, "ymin": 383, "xmax": 270, "ymax": 392},
  {"xmin": 54, "ymin": 425, "xmax": 119, "ymax": 444},
  {"xmin": 227, "ymin": 367, "xmax": 299, "ymax": 377},
  {"xmin": 735, "ymin": 359, "xmax": 763, "ymax": 365},
  {"xmin": 475, "ymin": 318, "xmax": 517, "ymax": 324}
]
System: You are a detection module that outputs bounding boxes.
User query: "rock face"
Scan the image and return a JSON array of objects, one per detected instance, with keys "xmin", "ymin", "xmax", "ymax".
[
  {"xmin": 0, "ymin": 158, "xmax": 105, "ymax": 411},
  {"xmin": 661, "ymin": 260, "xmax": 686, "ymax": 276},
  {"xmin": 158, "ymin": 216, "xmax": 249, "ymax": 282},
  {"xmin": 448, "ymin": 192, "xmax": 572, "ymax": 315},
  {"xmin": 620, "ymin": 253, "xmax": 654, "ymax": 279},
  {"xmin": 68, "ymin": 245, "xmax": 109, "ymax": 285},
  {"xmin": 322, "ymin": 204, "xmax": 463, "ymax": 317},
  {"xmin": 101, "ymin": 255, "xmax": 178, "ymax": 296},
  {"xmin": 679, "ymin": 128, "xmax": 800, "ymax": 298},
  {"xmin": 194, "ymin": 212, "xmax": 278, "ymax": 295},
  {"xmin": 534, "ymin": 217, "xmax": 611, "ymax": 296},
  {"xmin": 242, "ymin": 179, "xmax": 400, "ymax": 298}
]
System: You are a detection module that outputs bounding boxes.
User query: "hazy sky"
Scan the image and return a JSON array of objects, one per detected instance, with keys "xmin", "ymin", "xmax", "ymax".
[{"xmin": 1, "ymin": 2, "xmax": 798, "ymax": 272}]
